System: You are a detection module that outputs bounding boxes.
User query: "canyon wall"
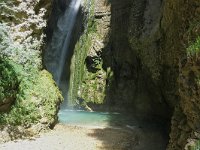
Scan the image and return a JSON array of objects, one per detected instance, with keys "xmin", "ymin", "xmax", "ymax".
[
  {"xmin": 74, "ymin": 0, "xmax": 171, "ymax": 117},
  {"xmin": 70, "ymin": 0, "xmax": 200, "ymax": 149}
]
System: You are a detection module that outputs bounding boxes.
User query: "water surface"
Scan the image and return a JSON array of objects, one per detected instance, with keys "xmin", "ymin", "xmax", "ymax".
[{"xmin": 58, "ymin": 109, "xmax": 137, "ymax": 128}]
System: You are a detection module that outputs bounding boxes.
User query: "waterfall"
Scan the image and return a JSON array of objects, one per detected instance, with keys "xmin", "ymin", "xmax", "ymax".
[
  {"xmin": 56, "ymin": 0, "xmax": 82, "ymax": 85},
  {"xmin": 44, "ymin": 0, "xmax": 82, "ymax": 105}
]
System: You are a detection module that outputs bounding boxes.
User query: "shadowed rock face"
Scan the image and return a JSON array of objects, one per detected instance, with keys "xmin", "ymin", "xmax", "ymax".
[
  {"xmin": 100, "ymin": 0, "xmax": 172, "ymax": 119},
  {"xmin": 106, "ymin": 0, "xmax": 200, "ymax": 149}
]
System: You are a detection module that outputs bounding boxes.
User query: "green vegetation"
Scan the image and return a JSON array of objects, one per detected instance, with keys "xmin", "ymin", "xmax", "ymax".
[
  {"xmin": 80, "ymin": 62, "xmax": 106, "ymax": 104},
  {"xmin": 187, "ymin": 36, "xmax": 200, "ymax": 57},
  {"xmin": 0, "ymin": 42, "xmax": 63, "ymax": 126},
  {"xmin": 0, "ymin": 70, "xmax": 62, "ymax": 126},
  {"xmin": 190, "ymin": 140, "xmax": 200, "ymax": 150},
  {"xmin": 69, "ymin": 0, "xmax": 107, "ymax": 107},
  {"xmin": 69, "ymin": 33, "xmax": 93, "ymax": 106},
  {"xmin": 69, "ymin": 0, "xmax": 97, "ymax": 106},
  {"xmin": 0, "ymin": 1, "xmax": 63, "ymax": 126},
  {"xmin": 0, "ymin": 59, "xmax": 19, "ymax": 105}
]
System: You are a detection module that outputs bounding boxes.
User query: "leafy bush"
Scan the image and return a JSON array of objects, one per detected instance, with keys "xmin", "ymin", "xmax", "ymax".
[{"xmin": 0, "ymin": 70, "xmax": 63, "ymax": 126}]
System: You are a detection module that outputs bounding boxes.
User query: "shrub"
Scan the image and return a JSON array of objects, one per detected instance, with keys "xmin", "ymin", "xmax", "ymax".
[
  {"xmin": 0, "ymin": 69, "xmax": 63, "ymax": 126},
  {"xmin": 0, "ymin": 59, "xmax": 19, "ymax": 104}
]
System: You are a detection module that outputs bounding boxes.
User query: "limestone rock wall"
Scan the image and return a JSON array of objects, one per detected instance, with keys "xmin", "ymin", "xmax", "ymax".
[
  {"xmin": 68, "ymin": 0, "xmax": 111, "ymax": 107},
  {"xmin": 0, "ymin": 0, "xmax": 52, "ymax": 69},
  {"xmin": 78, "ymin": 0, "xmax": 200, "ymax": 149}
]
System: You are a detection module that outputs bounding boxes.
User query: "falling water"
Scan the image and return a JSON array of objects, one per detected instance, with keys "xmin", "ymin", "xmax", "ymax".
[
  {"xmin": 45, "ymin": 0, "xmax": 82, "ymax": 84},
  {"xmin": 44, "ymin": 0, "xmax": 82, "ymax": 103}
]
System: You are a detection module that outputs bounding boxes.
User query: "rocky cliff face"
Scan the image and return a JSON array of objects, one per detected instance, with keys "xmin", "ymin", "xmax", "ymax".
[
  {"xmin": 71, "ymin": 0, "xmax": 170, "ymax": 115},
  {"xmin": 0, "ymin": 0, "xmax": 52, "ymax": 68},
  {"xmin": 105, "ymin": 0, "xmax": 172, "ymax": 117},
  {"xmin": 165, "ymin": 1, "xmax": 200, "ymax": 149},
  {"xmin": 70, "ymin": 0, "xmax": 200, "ymax": 149}
]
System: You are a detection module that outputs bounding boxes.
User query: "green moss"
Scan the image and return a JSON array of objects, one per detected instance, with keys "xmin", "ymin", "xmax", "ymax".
[
  {"xmin": 80, "ymin": 62, "xmax": 107, "ymax": 104},
  {"xmin": 68, "ymin": 0, "xmax": 108, "ymax": 107},
  {"xmin": 68, "ymin": 0, "xmax": 97, "ymax": 106},
  {"xmin": 187, "ymin": 36, "xmax": 200, "ymax": 57},
  {"xmin": 69, "ymin": 34, "xmax": 93, "ymax": 106}
]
